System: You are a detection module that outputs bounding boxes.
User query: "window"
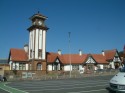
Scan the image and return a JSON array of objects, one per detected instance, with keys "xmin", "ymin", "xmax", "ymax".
[
  {"xmin": 19, "ymin": 63, "xmax": 26, "ymax": 70},
  {"xmin": 114, "ymin": 56, "xmax": 118, "ymax": 62},
  {"xmin": 53, "ymin": 62, "xmax": 60, "ymax": 71},
  {"xmin": 22, "ymin": 64, "xmax": 25, "ymax": 70},
  {"xmin": 37, "ymin": 63, "xmax": 42, "ymax": 70},
  {"xmin": 38, "ymin": 49, "xmax": 42, "ymax": 58},
  {"xmin": 29, "ymin": 64, "xmax": 32, "ymax": 70},
  {"xmin": 30, "ymin": 49, "xmax": 32, "ymax": 58},
  {"xmin": 72, "ymin": 65, "xmax": 79, "ymax": 70}
]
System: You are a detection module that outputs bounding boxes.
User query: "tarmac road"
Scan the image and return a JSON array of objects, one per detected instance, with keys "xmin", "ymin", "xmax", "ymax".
[
  {"xmin": 5, "ymin": 75, "xmax": 114, "ymax": 93},
  {"xmin": 0, "ymin": 89, "xmax": 9, "ymax": 93}
]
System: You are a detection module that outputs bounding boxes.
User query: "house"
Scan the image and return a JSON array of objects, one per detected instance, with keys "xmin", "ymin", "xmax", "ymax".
[
  {"xmin": 46, "ymin": 49, "xmax": 122, "ymax": 72},
  {"xmin": 8, "ymin": 48, "xmax": 28, "ymax": 70},
  {"xmin": 102, "ymin": 49, "xmax": 122, "ymax": 69},
  {"xmin": 47, "ymin": 51, "xmax": 88, "ymax": 71},
  {"xmin": 8, "ymin": 48, "xmax": 122, "ymax": 73}
]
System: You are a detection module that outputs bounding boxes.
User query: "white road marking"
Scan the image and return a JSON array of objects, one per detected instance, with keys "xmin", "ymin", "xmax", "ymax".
[
  {"xmin": 24, "ymin": 84, "xmax": 108, "ymax": 91},
  {"xmin": 68, "ymin": 89, "xmax": 106, "ymax": 93},
  {"xmin": 10, "ymin": 79, "xmax": 109, "ymax": 88},
  {"xmin": 12, "ymin": 81, "xmax": 108, "ymax": 89}
]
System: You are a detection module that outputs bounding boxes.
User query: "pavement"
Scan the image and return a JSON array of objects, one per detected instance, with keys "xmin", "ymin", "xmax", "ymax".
[{"xmin": 0, "ymin": 75, "xmax": 114, "ymax": 93}]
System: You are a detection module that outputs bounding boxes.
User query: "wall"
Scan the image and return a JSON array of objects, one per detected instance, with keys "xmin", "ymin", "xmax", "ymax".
[
  {"xmin": 64, "ymin": 65, "xmax": 72, "ymax": 71},
  {"xmin": 4, "ymin": 70, "xmax": 46, "ymax": 80},
  {"xmin": 99, "ymin": 64, "xmax": 103, "ymax": 69},
  {"xmin": 0, "ymin": 65, "xmax": 10, "ymax": 75},
  {"xmin": 48, "ymin": 64, "xmax": 52, "ymax": 71}
]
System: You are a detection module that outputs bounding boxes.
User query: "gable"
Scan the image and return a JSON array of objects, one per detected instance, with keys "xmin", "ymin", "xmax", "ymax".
[
  {"xmin": 55, "ymin": 59, "xmax": 59, "ymax": 63},
  {"xmin": 113, "ymin": 52, "xmax": 121, "ymax": 62},
  {"xmin": 52, "ymin": 57, "xmax": 62, "ymax": 65},
  {"xmin": 104, "ymin": 49, "xmax": 116, "ymax": 60},
  {"xmin": 47, "ymin": 52, "xmax": 58, "ymax": 63},
  {"xmin": 85, "ymin": 56, "xmax": 96, "ymax": 64},
  {"xmin": 115, "ymin": 52, "xmax": 118, "ymax": 56},
  {"xmin": 92, "ymin": 54, "xmax": 108, "ymax": 64}
]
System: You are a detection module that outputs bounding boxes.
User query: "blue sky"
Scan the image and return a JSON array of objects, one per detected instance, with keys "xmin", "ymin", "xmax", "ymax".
[{"xmin": 0, "ymin": 0, "xmax": 125, "ymax": 58}]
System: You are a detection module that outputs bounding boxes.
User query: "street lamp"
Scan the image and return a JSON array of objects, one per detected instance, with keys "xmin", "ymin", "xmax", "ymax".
[{"xmin": 68, "ymin": 32, "xmax": 71, "ymax": 78}]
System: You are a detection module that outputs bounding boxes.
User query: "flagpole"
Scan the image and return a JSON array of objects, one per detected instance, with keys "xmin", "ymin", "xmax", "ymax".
[{"xmin": 68, "ymin": 32, "xmax": 71, "ymax": 78}]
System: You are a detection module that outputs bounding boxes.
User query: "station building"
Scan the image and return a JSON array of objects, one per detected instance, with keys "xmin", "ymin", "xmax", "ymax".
[{"xmin": 8, "ymin": 13, "xmax": 122, "ymax": 73}]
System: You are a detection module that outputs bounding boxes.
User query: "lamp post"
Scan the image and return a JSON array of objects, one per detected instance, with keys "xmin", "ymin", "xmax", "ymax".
[{"xmin": 68, "ymin": 32, "xmax": 71, "ymax": 78}]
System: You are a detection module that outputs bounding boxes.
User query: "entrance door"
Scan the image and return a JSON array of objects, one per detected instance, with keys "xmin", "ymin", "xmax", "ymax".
[
  {"xmin": 114, "ymin": 62, "xmax": 120, "ymax": 69},
  {"xmin": 86, "ymin": 64, "xmax": 94, "ymax": 73},
  {"xmin": 87, "ymin": 64, "xmax": 94, "ymax": 70}
]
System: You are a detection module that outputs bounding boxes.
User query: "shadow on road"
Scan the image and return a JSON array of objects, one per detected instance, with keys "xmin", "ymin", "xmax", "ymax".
[{"xmin": 106, "ymin": 87, "xmax": 116, "ymax": 93}]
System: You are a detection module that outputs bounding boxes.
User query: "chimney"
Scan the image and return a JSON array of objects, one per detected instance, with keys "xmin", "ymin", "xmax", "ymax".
[
  {"xmin": 24, "ymin": 44, "xmax": 29, "ymax": 53},
  {"xmin": 79, "ymin": 49, "xmax": 82, "ymax": 56},
  {"xmin": 102, "ymin": 50, "xmax": 105, "ymax": 56},
  {"xmin": 58, "ymin": 49, "xmax": 61, "ymax": 55}
]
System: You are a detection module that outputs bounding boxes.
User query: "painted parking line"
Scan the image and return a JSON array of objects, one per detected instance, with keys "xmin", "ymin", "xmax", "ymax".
[
  {"xmin": 7, "ymin": 76, "xmax": 112, "ymax": 93},
  {"xmin": 24, "ymin": 84, "xmax": 108, "ymax": 92},
  {"xmin": 0, "ymin": 82, "xmax": 28, "ymax": 93},
  {"xmin": 9, "ymin": 80, "xmax": 108, "ymax": 89},
  {"xmin": 68, "ymin": 89, "xmax": 106, "ymax": 93}
]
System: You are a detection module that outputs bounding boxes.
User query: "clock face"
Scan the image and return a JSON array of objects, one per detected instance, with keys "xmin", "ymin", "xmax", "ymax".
[{"xmin": 38, "ymin": 21, "xmax": 42, "ymax": 25}]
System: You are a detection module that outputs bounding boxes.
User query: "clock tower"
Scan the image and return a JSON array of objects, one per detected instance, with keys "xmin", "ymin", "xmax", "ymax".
[{"xmin": 27, "ymin": 12, "xmax": 48, "ymax": 71}]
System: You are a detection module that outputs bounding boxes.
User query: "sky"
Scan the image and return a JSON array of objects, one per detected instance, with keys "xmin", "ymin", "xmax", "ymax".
[{"xmin": 0, "ymin": 0, "xmax": 125, "ymax": 58}]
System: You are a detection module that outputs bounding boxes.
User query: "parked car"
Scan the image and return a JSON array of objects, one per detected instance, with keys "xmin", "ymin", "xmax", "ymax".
[{"xmin": 109, "ymin": 67, "xmax": 125, "ymax": 93}]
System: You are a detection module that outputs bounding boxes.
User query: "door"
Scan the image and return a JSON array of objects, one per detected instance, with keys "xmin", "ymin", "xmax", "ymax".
[{"xmin": 86, "ymin": 64, "xmax": 94, "ymax": 73}]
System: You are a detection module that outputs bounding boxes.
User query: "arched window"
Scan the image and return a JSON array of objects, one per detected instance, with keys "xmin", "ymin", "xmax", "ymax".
[{"xmin": 37, "ymin": 63, "xmax": 42, "ymax": 70}]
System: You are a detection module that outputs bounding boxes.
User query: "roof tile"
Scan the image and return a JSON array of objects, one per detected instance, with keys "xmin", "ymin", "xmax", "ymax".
[{"xmin": 10, "ymin": 48, "xmax": 28, "ymax": 61}]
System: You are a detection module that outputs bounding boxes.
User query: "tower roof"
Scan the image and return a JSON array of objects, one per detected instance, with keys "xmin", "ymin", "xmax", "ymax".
[{"xmin": 30, "ymin": 12, "xmax": 48, "ymax": 20}]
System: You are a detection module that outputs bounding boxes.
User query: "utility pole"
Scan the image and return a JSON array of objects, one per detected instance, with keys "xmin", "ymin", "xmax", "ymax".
[{"xmin": 68, "ymin": 32, "xmax": 71, "ymax": 78}]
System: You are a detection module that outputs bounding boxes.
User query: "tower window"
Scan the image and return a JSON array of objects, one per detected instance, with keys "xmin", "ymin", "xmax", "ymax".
[
  {"xmin": 38, "ymin": 49, "xmax": 42, "ymax": 58},
  {"xmin": 37, "ymin": 63, "xmax": 42, "ymax": 70},
  {"xmin": 30, "ymin": 49, "xmax": 32, "ymax": 58}
]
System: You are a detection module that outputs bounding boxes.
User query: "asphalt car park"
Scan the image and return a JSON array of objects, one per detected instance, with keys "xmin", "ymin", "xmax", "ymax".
[
  {"xmin": 3, "ymin": 75, "xmax": 114, "ymax": 93},
  {"xmin": 0, "ymin": 89, "xmax": 9, "ymax": 93}
]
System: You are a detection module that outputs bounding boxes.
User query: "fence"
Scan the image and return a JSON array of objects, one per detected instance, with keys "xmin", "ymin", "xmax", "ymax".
[{"xmin": 4, "ymin": 69, "xmax": 119, "ymax": 81}]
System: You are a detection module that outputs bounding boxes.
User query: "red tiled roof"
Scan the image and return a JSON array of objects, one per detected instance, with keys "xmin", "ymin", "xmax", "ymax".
[
  {"xmin": 9, "ymin": 48, "xmax": 116, "ymax": 65},
  {"xmin": 91, "ymin": 54, "xmax": 108, "ymax": 64},
  {"xmin": 47, "ymin": 53, "xmax": 88, "ymax": 64},
  {"xmin": 104, "ymin": 49, "xmax": 116, "ymax": 60},
  {"xmin": 47, "ymin": 52, "xmax": 59, "ymax": 63},
  {"xmin": 47, "ymin": 52, "xmax": 110, "ymax": 64},
  {"xmin": 10, "ymin": 48, "xmax": 28, "ymax": 61},
  {"xmin": 61, "ymin": 54, "xmax": 88, "ymax": 64}
]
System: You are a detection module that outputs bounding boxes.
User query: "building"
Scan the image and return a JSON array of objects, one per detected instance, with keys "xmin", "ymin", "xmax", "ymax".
[
  {"xmin": 8, "ymin": 12, "xmax": 122, "ymax": 74},
  {"xmin": 47, "ymin": 49, "xmax": 122, "ymax": 72},
  {"xmin": 0, "ymin": 59, "xmax": 9, "ymax": 75}
]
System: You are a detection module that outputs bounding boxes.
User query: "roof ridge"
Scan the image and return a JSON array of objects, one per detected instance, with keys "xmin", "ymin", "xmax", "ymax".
[
  {"xmin": 10, "ymin": 48, "xmax": 25, "ymax": 51},
  {"xmin": 103, "ymin": 49, "xmax": 117, "ymax": 52}
]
